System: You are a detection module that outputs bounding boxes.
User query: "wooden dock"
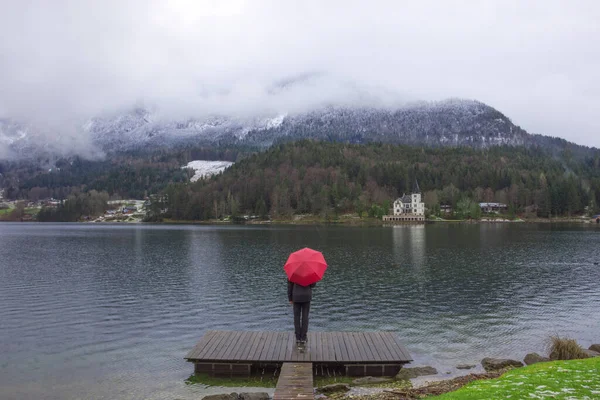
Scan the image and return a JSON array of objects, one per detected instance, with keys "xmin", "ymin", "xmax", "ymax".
[
  {"xmin": 273, "ymin": 363, "xmax": 314, "ymax": 400},
  {"xmin": 185, "ymin": 330, "xmax": 412, "ymax": 377}
]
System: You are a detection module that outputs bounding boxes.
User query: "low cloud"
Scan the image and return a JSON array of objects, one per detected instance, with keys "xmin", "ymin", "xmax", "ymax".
[{"xmin": 1, "ymin": 0, "xmax": 599, "ymax": 150}]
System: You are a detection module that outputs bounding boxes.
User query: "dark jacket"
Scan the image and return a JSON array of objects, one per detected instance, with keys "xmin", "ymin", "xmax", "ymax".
[{"xmin": 288, "ymin": 281, "xmax": 316, "ymax": 303}]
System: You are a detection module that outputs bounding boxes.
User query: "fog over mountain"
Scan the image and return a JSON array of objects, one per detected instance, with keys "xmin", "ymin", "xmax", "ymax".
[{"xmin": 1, "ymin": 0, "xmax": 599, "ymax": 159}]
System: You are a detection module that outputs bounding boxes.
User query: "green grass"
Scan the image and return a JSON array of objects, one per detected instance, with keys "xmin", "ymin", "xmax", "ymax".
[
  {"xmin": 431, "ymin": 357, "xmax": 600, "ymax": 399},
  {"xmin": 185, "ymin": 373, "xmax": 409, "ymax": 390},
  {"xmin": 0, "ymin": 208, "xmax": 12, "ymax": 215},
  {"xmin": 185, "ymin": 374, "xmax": 277, "ymax": 388}
]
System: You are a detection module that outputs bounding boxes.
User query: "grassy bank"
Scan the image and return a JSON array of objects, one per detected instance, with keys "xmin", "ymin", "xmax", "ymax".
[
  {"xmin": 186, "ymin": 373, "xmax": 409, "ymax": 390},
  {"xmin": 185, "ymin": 358, "xmax": 600, "ymax": 398},
  {"xmin": 431, "ymin": 357, "xmax": 600, "ymax": 399}
]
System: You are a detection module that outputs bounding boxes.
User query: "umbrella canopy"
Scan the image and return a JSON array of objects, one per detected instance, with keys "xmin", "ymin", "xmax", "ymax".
[{"xmin": 284, "ymin": 247, "xmax": 327, "ymax": 286}]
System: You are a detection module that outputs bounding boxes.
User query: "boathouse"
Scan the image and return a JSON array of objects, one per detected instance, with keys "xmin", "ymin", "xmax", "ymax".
[{"xmin": 185, "ymin": 330, "xmax": 412, "ymax": 378}]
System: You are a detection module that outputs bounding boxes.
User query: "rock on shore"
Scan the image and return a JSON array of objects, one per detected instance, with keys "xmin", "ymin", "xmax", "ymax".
[
  {"xmin": 523, "ymin": 353, "xmax": 550, "ymax": 365},
  {"xmin": 589, "ymin": 344, "xmax": 600, "ymax": 353},
  {"xmin": 582, "ymin": 349, "xmax": 600, "ymax": 358},
  {"xmin": 316, "ymin": 383, "xmax": 350, "ymax": 394},
  {"xmin": 352, "ymin": 376, "xmax": 394, "ymax": 385},
  {"xmin": 481, "ymin": 358, "xmax": 524, "ymax": 372},
  {"xmin": 203, "ymin": 393, "xmax": 270, "ymax": 400},
  {"xmin": 395, "ymin": 366, "xmax": 438, "ymax": 380}
]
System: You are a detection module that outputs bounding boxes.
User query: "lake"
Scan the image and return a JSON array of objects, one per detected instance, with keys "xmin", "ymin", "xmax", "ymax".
[{"xmin": 1, "ymin": 222, "xmax": 599, "ymax": 399}]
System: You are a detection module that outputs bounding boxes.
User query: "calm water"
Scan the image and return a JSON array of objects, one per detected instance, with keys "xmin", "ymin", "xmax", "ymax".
[{"xmin": 1, "ymin": 223, "xmax": 599, "ymax": 399}]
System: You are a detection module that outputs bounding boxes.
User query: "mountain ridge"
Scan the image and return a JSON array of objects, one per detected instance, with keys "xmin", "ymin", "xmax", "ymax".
[{"xmin": 0, "ymin": 98, "xmax": 597, "ymax": 162}]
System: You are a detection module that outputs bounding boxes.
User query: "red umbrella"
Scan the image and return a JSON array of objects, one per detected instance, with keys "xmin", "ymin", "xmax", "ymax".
[{"xmin": 284, "ymin": 247, "xmax": 327, "ymax": 286}]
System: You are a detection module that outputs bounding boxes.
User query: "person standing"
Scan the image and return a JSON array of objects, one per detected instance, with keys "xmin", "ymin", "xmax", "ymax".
[{"xmin": 288, "ymin": 280, "xmax": 315, "ymax": 346}]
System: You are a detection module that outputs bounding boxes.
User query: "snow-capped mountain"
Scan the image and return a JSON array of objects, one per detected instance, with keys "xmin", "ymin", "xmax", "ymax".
[
  {"xmin": 84, "ymin": 108, "xmax": 286, "ymax": 153},
  {"xmin": 242, "ymin": 99, "xmax": 530, "ymax": 148},
  {"xmin": 0, "ymin": 99, "xmax": 593, "ymax": 161}
]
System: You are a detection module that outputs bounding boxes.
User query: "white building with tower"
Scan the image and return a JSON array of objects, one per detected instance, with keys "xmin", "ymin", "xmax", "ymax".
[{"xmin": 383, "ymin": 181, "xmax": 425, "ymax": 222}]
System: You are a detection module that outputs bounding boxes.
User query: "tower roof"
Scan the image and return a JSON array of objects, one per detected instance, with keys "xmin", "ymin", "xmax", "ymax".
[{"xmin": 413, "ymin": 180, "xmax": 421, "ymax": 193}]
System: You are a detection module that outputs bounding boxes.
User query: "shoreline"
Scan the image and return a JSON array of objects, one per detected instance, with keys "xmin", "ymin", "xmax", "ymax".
[{"xmin": 1, "ymin": 216, "xmax": 598, "ymax": 225}]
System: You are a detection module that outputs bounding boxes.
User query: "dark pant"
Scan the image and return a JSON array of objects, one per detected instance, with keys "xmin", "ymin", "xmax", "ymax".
[{"xmin": 293, "ymin": 301, "xmax": 310, "ymax": 341}]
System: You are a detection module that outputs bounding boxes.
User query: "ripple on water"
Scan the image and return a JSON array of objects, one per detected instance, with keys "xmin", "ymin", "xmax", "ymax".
[{"xmin": 0, "ymin": 223, "xmax": 599, "ymax": 400}]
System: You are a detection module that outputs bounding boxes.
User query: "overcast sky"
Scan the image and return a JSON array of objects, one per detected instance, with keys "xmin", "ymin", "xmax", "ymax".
[{"xmin": 1, "ymin": 0, "xmax": 599, "ymax": 147}]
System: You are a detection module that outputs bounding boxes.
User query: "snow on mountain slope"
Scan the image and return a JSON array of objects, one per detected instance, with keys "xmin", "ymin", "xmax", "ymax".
[
  {"xmin": 184, "ymin": 160, "xmax": 234, "ymax": 182},
  {"xmin": 0, "ymin": 99, "xmax": 593, "ymax": 161}
]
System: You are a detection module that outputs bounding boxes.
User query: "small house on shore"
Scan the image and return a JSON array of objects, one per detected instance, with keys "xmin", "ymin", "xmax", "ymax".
[
  {"xmin": 440, "ymin": 204, "xmax": 453, "ymax": 214},
  {"xmin": 479, "ymin": 202, "xmax": 508, "ymax": 213}
]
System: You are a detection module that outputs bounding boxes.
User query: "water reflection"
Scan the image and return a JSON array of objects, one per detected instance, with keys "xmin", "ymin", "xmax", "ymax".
[
  {"xmin": 0, "ymin": 223, "xmax": 599, "ymax": 400},
  {"xmin": 391, "ymin": 224, "xmax": 426, "ymax": 269}
]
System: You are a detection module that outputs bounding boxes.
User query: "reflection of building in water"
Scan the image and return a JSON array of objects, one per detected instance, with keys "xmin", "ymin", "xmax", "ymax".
[{"xmin": 392, "ymin": 224, "xmax": 426, "ymax": 268}]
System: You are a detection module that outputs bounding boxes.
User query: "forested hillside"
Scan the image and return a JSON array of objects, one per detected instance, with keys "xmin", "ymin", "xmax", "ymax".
[
  {"xmin": 152, "ymin": 141, "xmax": 600, "ymax": 221},
  {"xmin": 0, "ymin": 146, "xmax": 245, "ymax": 200}
]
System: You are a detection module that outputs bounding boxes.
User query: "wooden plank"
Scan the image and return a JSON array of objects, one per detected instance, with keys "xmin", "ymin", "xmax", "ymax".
[
  {"xmin": 280, "ymin": 332, "xmax": 291, "ymax": 360},
  {"xmin": 284, "ymin": 331, "xmax": 295, "ymax": 361},
  {"xmin": 218, "ymin": 331, "xmax": 239, "ymax": 360},
  {"xmin": 308, "ymin": 332, "xmax": 318, "ymax": 360},
  {"xmin": 387, "ymin": 332, "xmax": 413, "ymax": 361},
  {"xmin": 199, "ymin": 330, "xmax": 229, "ymax": 360},
  {"xmin": 222, "ymin": 331, "xmax": 245, "ymax": 360},
  {"xmin": 253, "ymin": 332, "xmax": 269, "ymax": 361},
  {"xmin": 277, "ymin": 332, "xmax": 288, "ymax": 360},
  {"xmin": 185, "ymin": 330, "xmax": 412, "ymax": 364},
  {"xmin": 249, "ymin": 332, "xmax": 265, "ymax": 361},
  {"xmin": 185, "ymin": 330, "xmax": 216, "ymax": 359},
  {"xmin": 260, "ymin": 331, "xmax": 277, "ymax": 361},
  {"xmin": 234, "ymin": 331, "xmax": 253, "ymax": 360},
  {"xmin": 336, "ymin": 332, "xmax": 351, "ymax": 362},
  {"xmin": 375, "ymin": 332, "xmax": 399, "ymax": 361},
  {"xmin": 370, "ymin": 332, "xmax": 392, "ymax": 362},
  {"xmin": 300, "ymin": 336, "xmax": 310, "ymax": 362},
  {"xmin": 194, "ymin": 331, "xmax": 218, "ymax": 358},
  {"xmin": 269, "ymin": 332, "xmax": 283, "ymax": 361},
  {"xmin": 343, "ymin": 332, "xmax": 359, "ymax": 361},
  {"xmin": 273, "ymin": 362, "xmax": 314, "ymax": 400},
  {"xmin": 352, "ymin": 332, "xmax": 371, "ymax": 362},
  {"xmin": 320, "ymin": 332, "xmax": 330, "ymax": 361},
  {"xmin": 325, "ymin": 332, "xmax": 337, "ymax": 362},
  {"xmin": 186, "ymin": 331, "xmax": 210, "ymax": 359},
  {"xmin": 331, "ymin": 332, "xmax": 345, "ymax": 362},
  {"xmin": 270, "ymin": 332, "xmax": 283, "ymax": 362},
  {"xmin": 245, "ymin": 331, "xmax": 263, "ymax": 361},
  {"xmin": 214, "ymin": 331, "xmax": 239, "ymax": 360},
  {"xmin": 341, "ymin": 332, "xmax": 353, "ymax": 362},
  {"xmin": 237, "ymin": 331, "xmax": 257, "ymax": 361},
  {"xmin": 274, "ymin": 332, "xmax": 286, "ymax": 361},
  {"xmin": 363, "ymin": 332, "xmax": 385, "ymax": 362},
  {"xmin": 314, "ymin": 331, "xmax": 323, "ymax": 363},
  {"xmin": 379, "ymin": 332, "xmax": 402, "ymax": 360},
  {"xmin": 299, "ymin": 332, "xmax": 310, "ymax": 362},
  {"xmin": 359, "ymin": 332, "xmax": 377, "ymax": 362}
]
